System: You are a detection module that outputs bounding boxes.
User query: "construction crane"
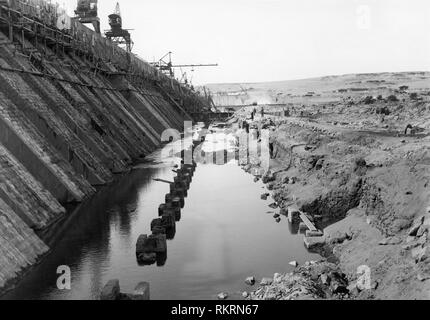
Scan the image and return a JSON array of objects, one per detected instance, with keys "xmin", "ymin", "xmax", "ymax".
[
  {"xmin": 105, "ymin": 2, "xmax": 134, "ymax": 53},
  {"xmin": 75, "ymin": 0, "xmax": 101, "ymax": 34},
  {"xmin": 173, "ymin": 64, "xmax": 219, "ymax": 69},
  {"xmin": 150, "ymin": 51, "xmax": 218, "ymax": 80}
]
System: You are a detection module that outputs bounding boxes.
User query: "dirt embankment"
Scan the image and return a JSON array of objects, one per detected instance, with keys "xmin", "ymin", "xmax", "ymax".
[{"xmin": 234, "ymin": 90, "xmax": 430, "ymax": 300}]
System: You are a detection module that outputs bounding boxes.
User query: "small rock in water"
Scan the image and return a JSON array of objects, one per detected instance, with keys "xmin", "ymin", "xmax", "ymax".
[
  {"xmin": 100, "ymin": 279, "xmax": 120, "ymax": 300},
  {"xmin": 269, "ymin": 203, "xmax": 278, "ymax": 209},
  {"xmin": 261, "ymin": 193, "xmax": 270, "ymax": 200},
  {"xmin": 245, "ymin": 277, "xmax": 256, "ymax": 286},
  {"xmin": 260, "ymin": 277, "xmax": 273, "ymax": 286},
  {"xmin": 217, "ymin": 292, "xmax": 228, "ymax": 300},
  {"xmin": 132, "ymin": 282, "xmax": 150, "ymax": 300},
  {"xmin": 254, "ymin": 177, "xmax": 260, "ymax": 183},
  {"xmin": 273, "ymin": 213, "xmax": 280, "ymax": 219},
  {"xmin": 242, "ymin": 291, "xmax": 249, "ymax": 298},
  {"xmin": 289, "ymin": 261, "xmax": 299, "ymax": 267},
  {"xmin": 275, "ymin": 217, "xmax": 281, "ymax": 223}
]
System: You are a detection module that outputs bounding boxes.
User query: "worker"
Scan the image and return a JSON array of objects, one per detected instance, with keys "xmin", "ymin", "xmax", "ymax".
[{"xmin": 269, "ymin": 134, "xmax": 274, "ymax": 159}]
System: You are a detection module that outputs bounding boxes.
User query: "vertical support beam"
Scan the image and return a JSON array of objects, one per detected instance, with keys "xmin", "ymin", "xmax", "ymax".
[
  {"xmin": 21, "ymin": 28, "xmax": 25, "ymax": 53},
  {"xmin": 8, "ymin": 8, "xmax": 13, "ymax": 42}
]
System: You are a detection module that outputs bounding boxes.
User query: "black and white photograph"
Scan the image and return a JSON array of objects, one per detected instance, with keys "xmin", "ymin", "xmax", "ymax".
[{"xmin": 0, "ymin": 0, "xmax": 429, "ymax": 308}]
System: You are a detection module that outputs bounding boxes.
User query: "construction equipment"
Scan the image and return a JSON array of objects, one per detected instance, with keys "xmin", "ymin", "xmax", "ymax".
[
  {"xmin": 150, "ymin": 51, "xmax": 218, "ymax": 81},
  {"xmin": 75, "ymin": 0, "xmax": 101, "ymax": 34},
  {"xmin": 105, "ymin": 2, "xmax": 134, "ymax": 53}
]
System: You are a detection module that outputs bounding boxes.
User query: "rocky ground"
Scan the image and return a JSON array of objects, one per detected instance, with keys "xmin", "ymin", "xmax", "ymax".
[{"xmin": 227, "ymin": 73, "xmax": 430, "ymax": 300}]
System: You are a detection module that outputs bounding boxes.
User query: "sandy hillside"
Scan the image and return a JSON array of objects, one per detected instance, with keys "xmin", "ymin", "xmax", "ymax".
[{"xmin": 226, "ymin": 71, "xmax": 430, "ymax": 300}]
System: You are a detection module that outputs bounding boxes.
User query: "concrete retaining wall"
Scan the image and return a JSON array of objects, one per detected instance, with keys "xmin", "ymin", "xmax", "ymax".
[{"xmin": 0, "ymin": 10, "xmax": 208, "ymax": 292}]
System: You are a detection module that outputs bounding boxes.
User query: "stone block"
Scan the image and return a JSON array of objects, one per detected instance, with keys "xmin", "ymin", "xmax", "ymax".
[
  {"xmin": 306, "ymin": 230, "xmax": 324, "ymax": 237},
  {"xmin": 100, "ymin": 279, "xmax": 120, "ymax": 300},
  {"xmin": 304, "ymin": 236, "xmax": 326, "ymax": 250}
]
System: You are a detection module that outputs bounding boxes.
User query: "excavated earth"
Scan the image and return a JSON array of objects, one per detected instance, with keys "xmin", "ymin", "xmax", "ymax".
[{"xmin": 231, "ymin": 80, "xmax": 430, "ymax": 300}]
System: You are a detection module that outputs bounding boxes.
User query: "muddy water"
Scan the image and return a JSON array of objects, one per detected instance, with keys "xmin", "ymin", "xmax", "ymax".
[{"xmin": 3, "ymin": 128, "xmax": 319, "ymax": 300}]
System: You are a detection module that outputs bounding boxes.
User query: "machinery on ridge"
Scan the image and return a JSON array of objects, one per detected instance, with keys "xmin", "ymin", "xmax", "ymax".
[
  {"xmin": 150, "ymin": 52, "xmax": 218, "ymax": 89},
  {"xmin": 105, "ymin": 2, "xmax": 134, "ymax": 53},
  {"xmin": 75, "ymin": 0, "xmax": 101, "ymax": 34}
]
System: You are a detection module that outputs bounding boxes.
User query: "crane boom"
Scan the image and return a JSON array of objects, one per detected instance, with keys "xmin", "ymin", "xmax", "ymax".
[{"xmin": 171, "ymin": 64, "xmax": 218, "ymax": 68}]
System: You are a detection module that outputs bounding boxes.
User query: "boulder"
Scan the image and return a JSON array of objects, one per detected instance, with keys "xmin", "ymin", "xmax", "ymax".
[
  {"xmin": 245, "ymin": 276, "xmax": 256, "ymax": 286},
  {"xmin": 417, "ymin": 225, "xmax": 429, "ymax": 238},
  {"xmin": 160, "ymin": 214, "xmax": 176, "ymax": 230},
  {"xmin": 158, "ymin": 204, "xmax": 167, "ymax": 216},
  {"xmin": 306, "ymin": 230, "xmax": 324, "ymax": 237},
  {"xmin": 242, "ymin": 291, "xmax": 249, "ymax": 298},
  {"xmin": 273, "ymin": 273, "xmax": 283, "ymax": 283},
  {"xmin": 289, "ymin": 261, "xmax": 299, "ymax": 267},
  {"xmin": 288, "ymin": 207, "xmax": 300, "ymax": 223},
  {"xmin": 260, "ymin": 277, "xmax": 273, "ymax": 286},
  {"xmin": 217, "ymin": 292, "xmax": 228, "ymax": 300},
  {"xmin": 408, "ymin": 216, "xmax": 425, "ymax": 237},
  {"xmin": 100, "ymin": 279, "xmax": 120, "ymax": 300},
  {"xmin": 412, "ymin": 246, "xmax": 429, "ymax": 263},
  {"xmin": 329, "ymin": 272, "xmax": 349, "ymax": 295},
  {"xmin": 269, "ymin": 203, "xmax": 278, "ymax": 209},
  {"xmin": 417, "ymin": 274, "xmax": 430, "ymax": 282},
  {"xmin": 328, "ymin": 231, "xmax": 351, "ymax": 244},
  {"xmin": 304, "ymin": 236, "xmax": 326, "ymax": 250},
  {"xmin": 153, "ymin": 234, "xmax": 167, "ymax": 253},
  {"xmin": 280, "ymin": 208, "xmax": 288, "ymax": 216},
  {"xmin": 320, "ymin": 274, "xmax": 330, "ymax": 285},
  {"xmin": 131, "ymin": 282, "xmax": 150, "ymax": 300},
  {"xmin": 418, "ymin": 233, "xmax": 428, "ymax": 246},
  {"xmin": 379, "ymin": 237, "xmax": 402, "ymax": 246},
  {"xmin": 152, "ymin": 226, "xmax": 166, "ymax": 235},
  {"xmin": 136, "ymin": 234, "xmax": 167, "ymax": 255},
  {"xmin": 137, "ymin": 252, "xmax": 157, "ymax": 264},
  {"xmin": 262, "ymin": 172, "xmax": 276, "ymax": 184},
  {"xmin": 136, "ymin": 235, "xmax": 149, "ymax": 255}
]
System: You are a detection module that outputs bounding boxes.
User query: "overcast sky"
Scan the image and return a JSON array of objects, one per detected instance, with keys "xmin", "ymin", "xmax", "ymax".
[{"xmin": 64, "ymin": 0, "xmax": 430, "ymax": 85}]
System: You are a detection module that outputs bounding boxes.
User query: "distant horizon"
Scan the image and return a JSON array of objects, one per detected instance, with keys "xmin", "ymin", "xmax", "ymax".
[{"xmin": 201, "ymin": 70, "xmax": 430, "ymax": 87}]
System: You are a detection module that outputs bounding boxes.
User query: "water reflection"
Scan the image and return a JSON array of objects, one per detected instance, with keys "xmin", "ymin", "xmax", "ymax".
[{"xmin": 3, "ymin": 126, "xmax": 320, "ymax": 300}]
